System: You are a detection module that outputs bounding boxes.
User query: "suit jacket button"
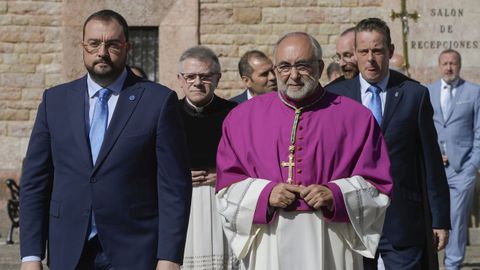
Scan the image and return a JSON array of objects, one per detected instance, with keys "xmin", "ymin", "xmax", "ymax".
[{"xmin": 90, "ymin": 177, "xmax": 96, "ymax": 183}]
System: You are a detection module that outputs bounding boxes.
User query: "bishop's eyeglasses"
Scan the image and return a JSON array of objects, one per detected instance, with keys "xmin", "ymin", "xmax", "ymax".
[
  {"xmin": 275, "ymin": 61, "xmax": 316, "ymax": 76},
  {"xmin": 81, "ymin": 40, "xmax": 127, "ymax": 55}
]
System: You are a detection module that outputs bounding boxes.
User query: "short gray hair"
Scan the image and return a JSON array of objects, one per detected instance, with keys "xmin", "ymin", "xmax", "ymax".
[
  {"xmin": 178, "ymin": 46, "xmax": 221, "ymax": 73},
  {"xmin": 272, "ymin": 32, "xmax": 323, "ymax": 62}
]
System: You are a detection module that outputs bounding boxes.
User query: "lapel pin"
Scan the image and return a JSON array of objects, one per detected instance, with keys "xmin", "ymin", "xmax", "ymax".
[
  {"xmin": 395, "ymin": 92, "xmax": 399, "ymax": 97},
  {"xmin": 129, "ymin": 95, "xmax": 135, "ymax": 101}
]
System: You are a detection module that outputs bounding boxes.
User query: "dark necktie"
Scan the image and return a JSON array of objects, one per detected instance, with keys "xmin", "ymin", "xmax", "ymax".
[{"xmin": 367, "ymin": 85, "xmax": 382, "ymax": 125}]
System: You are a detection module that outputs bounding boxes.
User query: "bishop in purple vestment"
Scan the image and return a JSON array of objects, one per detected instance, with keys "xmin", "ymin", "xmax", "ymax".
[
  {"xmin": 215, "ymin": 32, "xmax": 393, "ymax": 270},
  {"xmin": 217, "ymin": 87, "xmax": 392, "ymax": 222}
]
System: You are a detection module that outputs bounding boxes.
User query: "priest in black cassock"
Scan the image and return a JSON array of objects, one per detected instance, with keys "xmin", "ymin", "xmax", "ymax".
[{"xmin": 176, "ymin": 46, "xmax": 237, "ymax": 270}]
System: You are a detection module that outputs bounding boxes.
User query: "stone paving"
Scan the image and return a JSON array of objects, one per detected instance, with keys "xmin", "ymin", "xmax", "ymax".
[
  {"xmin": 0, "ymin": 242, "xmax": 49, "ymax": 270},
  {"xmin": 0, "ymin": 235, "xmax": 479, "ymax": 270},
  {"xmin": 438, "ymin": 246, "xmax": 480, "ymax": 270}
]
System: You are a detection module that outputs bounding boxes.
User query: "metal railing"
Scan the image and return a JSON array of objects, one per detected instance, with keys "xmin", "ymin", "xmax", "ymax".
[{"xmin": 5, "ymin": 179, "xmax": 19, "ymax": 244}]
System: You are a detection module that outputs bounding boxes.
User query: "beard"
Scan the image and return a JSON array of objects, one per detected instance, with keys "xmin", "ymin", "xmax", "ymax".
[
  {"xmin": 277, "ymin": 73, "xmax": 319, "ymax": 101},
  {"xmin": 341, "ymin": 63, "xmax": 359, "ymax": 79},
  {"xmin": 443, "ymin": 74, "xmax": 459, "ymax": 84},
  {"xmin": 85, "ymin": 56, "xmax": 124, "ymax": 85}
]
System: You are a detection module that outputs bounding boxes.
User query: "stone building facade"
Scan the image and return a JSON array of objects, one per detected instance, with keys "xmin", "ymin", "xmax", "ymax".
[{"xmin": 0, "ymin": 0, "xmax": 478, "ymax": 238}]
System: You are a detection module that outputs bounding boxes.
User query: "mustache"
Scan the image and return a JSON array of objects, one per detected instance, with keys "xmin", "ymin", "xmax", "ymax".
[
  {"xmin": 93, "ymin": 57, "xmax": 113, "ymax": 66},
  {"xmin": 282, "ymin": 73, "xmax": 317, "ymax": 87},
  {"xmin": 342, "ymin": 63, "xmax": 356, "ymax": 71}
]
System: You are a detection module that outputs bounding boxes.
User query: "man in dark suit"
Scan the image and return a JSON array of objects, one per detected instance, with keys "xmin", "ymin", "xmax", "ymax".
[
  {"xmin": 326, "ymin": 17, "xmax": 450, "ymax": 270},
  {"xmin": 19, "ymin": 10, "xmax": 192, "ymax": 270},
  {"xmin": 326, "ymin": 62, "xmax": 341, "ymax": 82},
  {"xmin": 231, "ymin": 50, "xmax": 276, "ymax": 104}
]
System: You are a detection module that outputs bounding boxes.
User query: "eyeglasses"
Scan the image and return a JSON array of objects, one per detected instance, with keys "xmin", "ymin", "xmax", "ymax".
[
  {"xmin": 180, "ymin": 73, "xmax": 218, "ymax": 84},
  {"xmin": 275, "ymin": 61, "xmax": 316, "ymax": 76},
  {"xmin": 331, "ymin": 53, "xmax": 355, "ymax": 63},
  {"xmin": 81, "ymin": 40, "xmax": 126, "ymax": 55}
]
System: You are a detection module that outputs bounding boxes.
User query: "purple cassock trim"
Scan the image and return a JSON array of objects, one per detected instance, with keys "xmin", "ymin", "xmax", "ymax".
[
  {"xmin": 253, "ymin": 181, "xmax": 278, "ymax": 224},
  {"xmin": 323, "ymin": 182, "xmax": 349, "ymax": 222}
]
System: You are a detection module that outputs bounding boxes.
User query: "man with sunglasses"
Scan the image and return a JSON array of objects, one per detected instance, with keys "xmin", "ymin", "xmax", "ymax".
[
  {"xmin": 177, "ymin": 46, "xmax": 237, "ymax": 269},
  {"xmin": 216, "ymin": 32, "xmax": 393, "ymax": 270},
  {"xmin": 20, "ymin": 9, "xmax": 192, "ymax": 270}
]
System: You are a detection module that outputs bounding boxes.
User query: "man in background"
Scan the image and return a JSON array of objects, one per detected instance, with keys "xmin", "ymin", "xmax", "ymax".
[
  {"xmin": 427, "ymin": 49, "xmax": 480, "ymax": 270},
  {"xmin": 389, "ymin": 53, "xmax": 406, "ymax": 74},
  {"xmin": 326, "ymin": 62, "xmax": 341, "ymax": 82},
  {"xmin": 130, "ymin": 65, "xmax": 148, "ymax": 79},
  {"xmin": 177, "ymin": 46, "xmax": 237, "ymax": 269},
  {"xmin": 328, "ymin": 27, "xmax": 359, "ymax": 85},
  {"xmin": 231, "ymin": 50, "xmax": 276, "ymax": 103}
]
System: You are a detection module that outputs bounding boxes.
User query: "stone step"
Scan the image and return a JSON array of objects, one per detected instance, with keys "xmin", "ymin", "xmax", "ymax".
[
  {"xmin": 1, "ymin": 240, "xmax": 479, "ymax": 269},
  {"xmin": 0, "ymin": 263, "xmax": 19, "ymax": 270}
]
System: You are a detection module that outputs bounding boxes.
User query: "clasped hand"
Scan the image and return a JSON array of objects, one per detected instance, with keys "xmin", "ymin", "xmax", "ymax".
[
  {"xmin": 191, "ymin": 169, "xmax": 216, "ymax": 186},
  {"xmin": 268, "ymin": 183, "xmax": 333, "ymax": 209}
]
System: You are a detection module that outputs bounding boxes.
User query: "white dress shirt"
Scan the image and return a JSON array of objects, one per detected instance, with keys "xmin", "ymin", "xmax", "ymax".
[{"xmin": 440, "ymin": 78, "xmax": 458, "ymax": 118}]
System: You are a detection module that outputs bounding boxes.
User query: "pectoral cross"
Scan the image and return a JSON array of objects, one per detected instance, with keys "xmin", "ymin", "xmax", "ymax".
[
  {"xmin": 390, "ymin": 0, "xmax": 419, "ymax": 77},
  {"xmin": 281, "ymin": 145, "xmax": 295, "ymax": 184}
]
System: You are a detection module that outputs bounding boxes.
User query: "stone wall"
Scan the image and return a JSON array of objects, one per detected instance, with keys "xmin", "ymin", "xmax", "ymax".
[
  {"xmin": 200, "ymin": 0, "xmax": 386, "ymax": 98},
  {"xmin": 0, "ymin": 0, "xmax": 63, "ymax": 238},
  {"xmin": 384, "ymin": 1, "xmax": 480, "ymax": 84}
]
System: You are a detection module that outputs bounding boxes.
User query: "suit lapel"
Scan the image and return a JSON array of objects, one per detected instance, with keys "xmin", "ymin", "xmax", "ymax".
[
  {"xmin": 431, "ymin": 81, "xmax": 444, "ymax": 124},
  {"xmin": 381, "ymin": 77, "xmax": 404, "ymax": 132},
  {"xmin": 91, "ymin": 74, "xmax": 145, "ymax": 175},
  {"xmin": 348, "ymin": 78, "xmax": 362, "ymax": 102},
  {"xmin": 68, "ymin": 76, "xmax": 94, "ymax": 167}
]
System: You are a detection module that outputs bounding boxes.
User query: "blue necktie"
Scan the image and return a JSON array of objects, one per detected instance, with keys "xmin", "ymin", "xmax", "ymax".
[
  {"xmin": 88, "ymin": 88, "xmax": 111, "ymax": 240},
  {"xmin": 90, "ymin": 88, "xmax": 111, "ymax": 164},
  {"xmin": 367, "ymin": 85, "xmax": 382, "ymax": 125}
]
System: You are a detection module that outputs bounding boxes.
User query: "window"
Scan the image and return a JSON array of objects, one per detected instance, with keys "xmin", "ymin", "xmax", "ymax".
[{"xmin": 127, "ymin": 27, "xmax": 158, "ymax": 81}]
